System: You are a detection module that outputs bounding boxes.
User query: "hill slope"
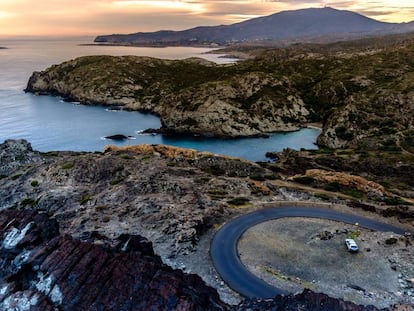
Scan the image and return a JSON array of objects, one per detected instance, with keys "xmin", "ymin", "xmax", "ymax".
[{"xmin": 94, "ymin": 7, "xmax": 414, "ymax": 45}]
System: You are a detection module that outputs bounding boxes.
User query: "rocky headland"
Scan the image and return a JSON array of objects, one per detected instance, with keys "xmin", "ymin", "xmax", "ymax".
[
  {"xmin": 25, "ymin": 37, "xmax": 414, "ymax": 152},
  {"xmin": 0, "ymin": 139, "xmax": 413, "ymax": 310}
]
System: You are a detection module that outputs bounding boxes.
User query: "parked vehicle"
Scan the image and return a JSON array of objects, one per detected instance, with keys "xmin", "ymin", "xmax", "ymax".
[{"xmin": 345, "ymin": 238, "xmax": 359, "ymax": 252}]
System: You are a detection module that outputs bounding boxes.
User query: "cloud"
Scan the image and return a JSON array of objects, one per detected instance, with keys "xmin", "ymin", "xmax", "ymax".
[{"xmin": 0, "ymin": 0, "xmax": 413, "ymax": 36}]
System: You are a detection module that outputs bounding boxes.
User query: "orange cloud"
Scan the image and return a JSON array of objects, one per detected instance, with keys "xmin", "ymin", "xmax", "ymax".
[{"xmin": 0, "ymin": 0, "xmax": 413, "ymax": 37}]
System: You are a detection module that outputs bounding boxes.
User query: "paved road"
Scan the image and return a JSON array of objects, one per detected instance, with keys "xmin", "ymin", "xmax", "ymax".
[{"xmin": 210, "ymin": 207, "xmax": 407, "ymax": 298}]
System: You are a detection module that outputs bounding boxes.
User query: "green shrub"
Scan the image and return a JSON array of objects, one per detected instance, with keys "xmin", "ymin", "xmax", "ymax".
[
  {"xmin": 20, "ymin": 197, "xmax": 40, "ymax": 208},
  {"xmin": 342, "ymin": 189, "xmax": 364, "ymax": 199},
  {"xmin": 381, "ymin": 196, "xmax": 411, "ymax": 206},
  {"xmin": 30, "ymin": 180, "xmax": 39, "ymax": 187},
  {"xmin": 203, "ymin": 165, "xmax": 226, "ymax": 176},
  {"xmin": 61, "ymin": 162, "xmax": 74, "ymax": 170},
  {"xmin": 250, "ymin": 174, "xmax": 265, "ymax": 181},
  {"xmin": 119, "ymin": 154, "xmax": 134, "ymax": 160},
  {"xmin": 293, "ymin": 176, "xmax": 315, "ymax": 185},
  {"xmin": 335, "ymin": 126, "xmax": 353, "ymax": 140},
  {"xmin": 227, "ymin": 197, "xmax": 250, "ymax": 206},
  {"xmin": 264, "ymin": 174, "xmax": 277, "ymax": 180},
  {"xmin": 324, "ymin": 182, "xmax": 341, "ymax": 192},
  {"xmin": 80, "ymin": 195, "xmax": 93, "ymax": 205},
  {"xmin": 11, "ymin": 174, "xmax": 22, "ymax": 180},
  {"xmin": 110, "ymin": 178, "xmax": 123, "ymax": 185}
]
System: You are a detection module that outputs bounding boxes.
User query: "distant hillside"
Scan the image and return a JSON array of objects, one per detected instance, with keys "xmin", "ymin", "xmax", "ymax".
[{"xmin": 94, "ymin": 7, "xmax": 414, "ymax": 46}]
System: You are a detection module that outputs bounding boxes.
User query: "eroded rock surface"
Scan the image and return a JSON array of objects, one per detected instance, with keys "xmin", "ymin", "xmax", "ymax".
[{"xmin": 0, "ymin": 209, "xmax": 227, "ymax": 310}]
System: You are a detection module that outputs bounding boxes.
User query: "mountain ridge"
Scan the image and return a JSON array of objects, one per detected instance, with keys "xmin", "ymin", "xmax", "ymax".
[{"xmin": 94, "ymin": 7, "xmax": 414, "ymax": 46}]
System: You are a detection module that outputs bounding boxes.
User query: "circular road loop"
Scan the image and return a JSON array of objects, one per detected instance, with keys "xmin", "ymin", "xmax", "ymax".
[{"xmin": 210, "ymin": 206, "xmax": 408, "ymax": 299}]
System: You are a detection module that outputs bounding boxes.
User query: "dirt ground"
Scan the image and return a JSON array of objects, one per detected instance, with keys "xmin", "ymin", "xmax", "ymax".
[{"xmin": 238, "ymin": 217, "xmax": 414, "ymax": 309}]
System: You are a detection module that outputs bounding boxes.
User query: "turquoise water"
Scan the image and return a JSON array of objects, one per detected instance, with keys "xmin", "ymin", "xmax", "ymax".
[{"xmin": 0, "ymin": 37, "xmax": 320, "ymax": 161}]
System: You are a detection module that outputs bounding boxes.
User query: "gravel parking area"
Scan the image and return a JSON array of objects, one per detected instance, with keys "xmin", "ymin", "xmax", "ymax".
[{"xmin": 238, "ymin": 217, "xmax": 414, "ymax": 309}]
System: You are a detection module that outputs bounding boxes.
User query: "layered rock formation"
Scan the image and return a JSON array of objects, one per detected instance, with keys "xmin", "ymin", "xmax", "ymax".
[{"xmin": 0, "ymin": 209, "xmax": 226, "ymax": 310}]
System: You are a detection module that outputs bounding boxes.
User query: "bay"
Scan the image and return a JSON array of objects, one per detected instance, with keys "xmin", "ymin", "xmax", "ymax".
[{"xmin": 0, "ymin": 37, "xmax": 320, "ymax": 162}]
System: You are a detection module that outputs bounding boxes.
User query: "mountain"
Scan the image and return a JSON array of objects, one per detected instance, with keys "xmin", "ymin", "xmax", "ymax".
[{"xmin": 94, "ymin": 7, "xmax": 414, "ymax": 46}]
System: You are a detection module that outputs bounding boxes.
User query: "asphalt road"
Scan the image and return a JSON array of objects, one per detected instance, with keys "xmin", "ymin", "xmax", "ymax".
[{"xmin": 210, "ymin": 207, "xmax": 407, "ymax": 298}]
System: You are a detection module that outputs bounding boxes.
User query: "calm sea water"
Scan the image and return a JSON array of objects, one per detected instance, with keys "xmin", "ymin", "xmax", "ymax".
[{"xmin": 0, "ymin": 37, "xmax": 320, "ymax": 161}]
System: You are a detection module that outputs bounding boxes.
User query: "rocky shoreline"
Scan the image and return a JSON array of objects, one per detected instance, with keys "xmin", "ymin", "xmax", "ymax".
[
  {"xmin": 25, "ymin": 39, "xmax": 414, "ymax": 151},
  {"xmin": 23, "ymin": 56, "xmax": 313, "ymax": 139},
  {"xmin": 0, "ymin": 139, "xmax": 413, "ymax": 310}
]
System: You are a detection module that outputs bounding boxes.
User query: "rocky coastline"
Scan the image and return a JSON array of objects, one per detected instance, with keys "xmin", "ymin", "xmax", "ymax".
[
  {"xmin": 25, "ymin": 38, "xmax": 414, "ymax": 152},
  {"xmin": 0, "ymin": 139, "xmax": 413, "ymax": 310},
  {"xmin": 23, "ymin": 56, "xmax": 312, "ymax": 138}
]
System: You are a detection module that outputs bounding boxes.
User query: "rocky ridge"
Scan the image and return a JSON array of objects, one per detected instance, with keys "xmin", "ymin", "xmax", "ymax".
[
  {"xmin": 94, "ymin": 7, "xmax": 414, "ymax": 46},
  {"xmin": 0, "ymin": 139, "xmax": 412, "ymax": 310}
]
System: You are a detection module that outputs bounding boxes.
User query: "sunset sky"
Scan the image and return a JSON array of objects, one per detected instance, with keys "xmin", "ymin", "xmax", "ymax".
[{"xmin": 1, "ymin": 0, "xmax": 414, "ymax": 37}]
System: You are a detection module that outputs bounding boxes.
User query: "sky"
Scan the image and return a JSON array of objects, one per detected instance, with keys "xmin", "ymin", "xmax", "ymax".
[{"xmin": 1, "ymin": 0, "xmax": 414, "ymax": 37}]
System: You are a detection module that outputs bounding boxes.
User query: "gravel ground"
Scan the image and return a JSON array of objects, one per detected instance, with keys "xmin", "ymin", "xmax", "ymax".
[{"xmin": 238, "ymin": 218, "xmax": 414, "ymax": 309}]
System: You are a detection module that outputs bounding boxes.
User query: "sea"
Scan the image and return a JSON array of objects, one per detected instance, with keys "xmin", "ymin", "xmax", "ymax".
[{"xmin": 0, "ymin": 36, "xmax": 320, "ymax": 162}]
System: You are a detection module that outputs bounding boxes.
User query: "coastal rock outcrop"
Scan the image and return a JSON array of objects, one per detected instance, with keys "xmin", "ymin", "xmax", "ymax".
[
  {"xmin": 0, "ymin": 139, "xmax": 270, "ymax": 259},
  {"xmin": 0, "ymin": 209, "xmax": 226, "ymax": 310},
  {"xmin": 25, "ymin": 39, "xmax": 414, "ymax": 148},
  {"xmin": 24, "ymin": 55, "xmax": 311, "ymax": 138}
]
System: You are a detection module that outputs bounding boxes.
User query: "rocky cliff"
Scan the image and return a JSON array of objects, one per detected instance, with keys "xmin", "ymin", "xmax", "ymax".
[
  {"xmin": 25, "ymin": 56, "xmax": 309, "ymax": 137},
  {"xmin": 26, "ymin": 37, "xmax": 414, "ymax": 150}
]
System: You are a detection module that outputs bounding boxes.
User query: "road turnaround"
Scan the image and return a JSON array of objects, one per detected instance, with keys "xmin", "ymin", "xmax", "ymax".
[{"xmin": 210, "ymin": 206, "xmax": 407, "ymax": 299}]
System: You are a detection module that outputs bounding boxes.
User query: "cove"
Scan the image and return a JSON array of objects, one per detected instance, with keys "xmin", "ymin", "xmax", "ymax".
[{"xmin": 1, "ymin": 92, "xmax": 319, "ymax": 162}]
